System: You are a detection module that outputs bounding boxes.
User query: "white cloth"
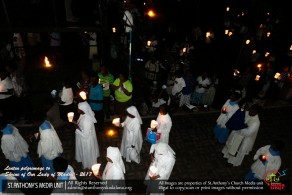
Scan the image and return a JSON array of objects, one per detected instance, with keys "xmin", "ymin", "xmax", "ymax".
[
  {"xmin": 145, "ymin": 143, "xmax": 176, "ymax": 180},
  {"xmin": 120, "ymin": 106, "xmax": 143, "ymax": 163},
  {"xmin": 222, "ymin": 112, "xmax": 260, "ymax": 166},
  {"xmin": 102, "ymin": 147, "xmax": 125, "ymax": 179},
  {"xmin": 60, "ymin": 87, "xmax": 73, "ymax": 105},
  {"xmin": 75, "ymin": 102, "xmax": 99, "ymax": 169},
  {"xmin": 123, "ymin": 10, "xmax": 133, "ymax": 33},
  {"xmin": 195, "ymin": 76, "xmax": 211, "ymax": 93},
  {"xmin": 0, "ymin": 77, "xmax": 13, "ymax": 99},
  {"xmin": 250, "ymin": 145, "xmax": 281, "ymax": 180},
  {"xmin": 171, "ymin": 77, "xmax": 186, "ymax": 96},
  {"xmin": 216, "ymin": 99, "xmax": 239, "ymax": 128},
  {"xmin": 1, "ymin": 125, "xmax": 29, "ymax": 162},
  {"xmin": 37, "ymin": 121, "xmax": 63, "ymax": 160},
  {"xmin": 156, "ymin": 113, "xmax": 172, "ymax": 144}
]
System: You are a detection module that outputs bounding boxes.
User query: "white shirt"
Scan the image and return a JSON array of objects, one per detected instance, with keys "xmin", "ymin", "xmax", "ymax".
[
  {"xmin": 195, "ymin": 76, "xmax": 211, "ymax": 93},
  {"xmin": 172, "ymin": 77, "xmax": 186, "ymax": 96}
]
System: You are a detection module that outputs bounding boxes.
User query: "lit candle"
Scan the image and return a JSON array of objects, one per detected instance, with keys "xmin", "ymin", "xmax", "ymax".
[
  {"xmin": 206, "ymin": 32, "xmax": 211, "ymax": 38},
  {"xmin": 267, "ymin": 32, "xmax": 271, "ymax": 37},
  {"xmin": 150, "ymin": 120, "xmax": 158, "ymax": 129},
  {"xmin": 149, "ymin": 165, "xmax": 158, "ymax": 177},
  {"xmin": 107, "ymin": 129, "xmax": 115, "ymax": 137},
  {"xmin": 274, "ymin": 72, "xmax": 281, "ymax": 80},
  {"xmin": 252, "ymin": 50, "xmax": 256, "ymax": 54},
  {"xmin": 67, "ymin": 112, "xmax": 74, "ymax": 122},
  {"xmin": 255, "ymin": 75, "xmax": 261, "ymax": 81},
  {"xmin": 112, "ymin": 118, "xmax": 120, "ymax": 126},
  {"xmin": 182, "ymin": 47, "xmax": 187, "ymax": 53},
  {"xmin": 147, "ymin": 41, "xmax": 151, "ymax": 47},
  {"xmin": 79, "ymin": 91, "xmax": 87, "ymax": 100},
  {"xmin": 44, "ymin": 56, "xmax": 52, "ymax": 68},
  {"xmin": 265, "ymin": 52, "xmax": 270, "ymax": 57},
  {"xmin": 226, "ymin": 7, "xmax": 230, "ymax": 12},
  {"xmin": 34, "ymin": 132, "xmax": 39, "ymax": 139},
  {"xmin": 225, "ymin": 30, "xmax": 229, "ymax": 35},
  {"xmin": 257, "ymin": 64, "xmax": 262, "ymax": 68},
  {"xmin": 290, "ymin": 45, "xmax": 292, "ymax": 51},
  {"xmin": 261, "ymin": 155, "xmax": 267, "ymax": 161},
  {"xmin": 112, "ymin": 27, "xmax": 116, "ymax": 33},
  {"xmin": 91, "ymin": 163, "xmax": 101, "ymax": 176},
  {"xmin": 228, "ymin": 31, "xmax": 233, "ymax": 36},
  {"xmin": 245, "ymin": 39, "xmax": 250, "ymax": 45},
  {"xmin": 222, "ymin": 107, "xmax": 227, "ymax": 113}
]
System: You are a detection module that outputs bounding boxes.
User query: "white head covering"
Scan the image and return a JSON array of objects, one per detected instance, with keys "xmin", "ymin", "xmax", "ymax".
[
  {"xmin": 107, "ymin": 146, "xmax": 125, "ymax": 174},
  {"xmin": 153, "ymin": 143, "xmax": 175, "ymax": 156},
  {"xmin": 126, "ymin": 106, "xmax": 142, "ymax": 124},
  {"xmin": 37, "ymin": 120, "xmax": 63, "ymax": 160},
  {"xmin": 1, "ymin": 124, "xmax": 29, "ymax": 162},
  {"xmin": 78, "ymin": 101, "xmax": 97, "ymax": 123}
]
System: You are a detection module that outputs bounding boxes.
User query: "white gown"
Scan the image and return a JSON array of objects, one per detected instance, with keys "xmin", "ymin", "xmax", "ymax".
[
  {"xmin": 75, "ymin": 114, "xmax": 100, "ymax": 169},
  {"xmin": 216, "ymin": 99, "xmax": 239, "ymax": 128},
  {"xmin": 156, "ymin": 113, "xmax": 172, "ymax": 144},
  {"xmin": 222, "ymin": 112, "xmax": 260, "ymax": 166},
  {"xmin": 250, "ymin": 145, "xmax": 281, "ymax": 180}
]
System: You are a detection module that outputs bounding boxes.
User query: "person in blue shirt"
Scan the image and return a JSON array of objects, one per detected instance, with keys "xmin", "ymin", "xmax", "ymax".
[{"xmin": 88, "ymin": 74, "xmax": 104, "ymax": 131}]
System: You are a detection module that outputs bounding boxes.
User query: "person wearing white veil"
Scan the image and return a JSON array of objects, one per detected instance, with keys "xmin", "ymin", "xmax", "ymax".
[
  {"xmin": 119, "ymin": 106, "xmax": 143, "ymax": 163},
  {"xmin": 98, "ymin": 147, "xmax": 126, "ymax": 194},
  {"xmin": 37, "ymin": 119, "xmax": 63, "ymax": 174},
  {"xmin": 75, "ymin": 101, "xmax": 100, "ymax": 169},
  {"xmin": 144, "ymin": 143, "xmax": 176, "ymax": 194},
  {"xmin": 1, "ymin": 123, "xmax": 34, "ymax": 181}
]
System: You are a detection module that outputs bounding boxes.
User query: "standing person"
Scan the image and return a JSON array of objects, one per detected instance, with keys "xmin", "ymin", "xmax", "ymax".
[
  {"xmin": 0, "ymin": 68, "xmax": 15, "ymax": 122},
  {"xmin": 88, "ymin": 74, "xmax": 104, "ymax": 131},
  {"xmin": 179, "ymin": 69, "xmax": 195, "ymax": 107},
  {"xmin": 98, "ymin": 66, "xmax": 114, "ymax": 119},
  {"xmin": 74, "ymin": 101, "xmax": 100, "ymax": 169},
  {"xmin": 119, "ymin": 106, "xmax": 143, "ymax": 163},
  {"xmin": 1, "ymin": 122, "xmax": 34, "ymax": 181},
  {"xmin": 122, "ymin": 2, "xmax": 134, "ymax": 49},
  {"xmin": 202, "ymin": 72, "xmax": 219, "ymax": 108},
  {"xmin": 222, "ymin": 104, "xmax": 261, "ymax": 167},
  {"xmin": 245, "ymin": 140, "xmax": 285, "ymax": 181},
  {"xmin": 152, "ymin": 104, "xmax": 172, "ymax": 144},
  {"xmin": 191, "ymin": 71, "xmax": 211, "ymax": 106},
  {"xmin": 144, "ymin": 55, "xmax": 161, "ymax": 86},
  {"xmin": 58, "ymin": 78, "xmax": 74, "ymax": 123},
  {"xmin": 171, "ymin": 71, "xmax": 186, "ymax": 110},
  {"xmin": 95, "ymin": 147, "xmax": 126, "ymax": 194},
  {"xmin": 144, "ymin": 143, "xmax": 176, "ymax": 194},
  {"xmin": 111, "ymin": 71, "xmax": 133, "ymax": 121},
  {"xmin": 77, "ymin": 70, "xmax": 91, "ymax": 94},
  {"xmin": 213, "ymin": 90, "xmax": 241, "ymax": 144},
  {"xmin": 37, "ymin": 119, "xmax": 63, "ymax": 174}
]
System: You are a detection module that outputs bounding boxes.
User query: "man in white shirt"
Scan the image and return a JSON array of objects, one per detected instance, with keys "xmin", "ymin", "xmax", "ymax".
[{"xmin": 191, "ymin": 71, "xmax": 211, "ymax": 106}]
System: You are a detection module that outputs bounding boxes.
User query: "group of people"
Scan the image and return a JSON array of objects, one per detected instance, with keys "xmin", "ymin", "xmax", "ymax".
[{"xmin": 213, "ymin": 90, "xmax": 285, "ymax": 181}]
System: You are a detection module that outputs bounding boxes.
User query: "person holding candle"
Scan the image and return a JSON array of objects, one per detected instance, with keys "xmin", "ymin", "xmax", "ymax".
[
  {"xmin": 119, "ymin": 106, "xmax": 143, "ymax": 163},
  {"xmin": 37, "ymin": 118, "xmax": 63, "ymax": 174},
  {"xmin": 144, "ymin": 142, "xmax": 176, "ymax": 194},
  {"xmin": 245, "ymin": 140, "xmax": 285, "ymax": 181},
  {"xmin": 222, "ymin": 104, "xmax": 261, "ymax": 167},
  {"xmin": 58, "ymin": 77, "xmax": 75, "ymax": 123},
  {"xmin": 213, "ymin": 90, "xmax": 241, "ymax": 144},
  {"xmin": 88, "ymin": 74, "xmax": 104, "ymax": 131},
  {"xmin": 110, "ymin": 71, "xmax": 133, "ymax": 121},
  {"xmin": 1, "ymin": 121, "xmax": 35, "ymax": 181},
  {"xmin": 75, "ymin": 101, "xmax": 100, "ymax": 170},
  {"xmin": 151, "ymin": 104, "xmax": 172, "ymax": 144}
]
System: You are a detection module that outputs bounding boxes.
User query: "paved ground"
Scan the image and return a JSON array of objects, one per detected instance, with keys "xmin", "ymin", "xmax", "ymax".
[{"xmin": 1, "ymin": 101, "xmax": 291, "ymax": 194}]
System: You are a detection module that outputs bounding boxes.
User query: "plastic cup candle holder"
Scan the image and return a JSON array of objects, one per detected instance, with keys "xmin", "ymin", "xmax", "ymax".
[
  {"xmin": 91, "ymin": 163, "xmax": 101, "ymax": 176},
  {"xmin": 67, "ymin": 112, "xmax": 74, "ymax": 122}
]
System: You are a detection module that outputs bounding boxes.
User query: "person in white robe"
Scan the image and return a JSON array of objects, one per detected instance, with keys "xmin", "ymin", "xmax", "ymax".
[
  {"xmin": 120, "ymin": 106, "xmax": 143, "ymax": 163},
  {"xmin": 144, "ymin": 143, "xmax": 176, "ymax": 194},
  {"xmin": 75, "ymin": 101, "xmax": 100, "ymax": 169},
  {"xmin": 245, "ymin": 140, "xmax": 285, "ymax": 181},
  {"xmin": 1, "ymin": 123, "xmax": 34, "ymax": 181},
  {"xmin": 152, "ymin": 104, "xmax": 172, "ymax": 144},
  {"xmin": 51, "ymin": 156, "xmax": 83, "ymax": 195},
  {"xmin": 98, "ymin": 147, "xmax": 126, "ymax": 194},
  {"xmin": 222, "ymin": 104, "xmax": 261, "ymax": 167},
  {"xmin": 213, "ymin": 90, "xmax": 241, "ymax": 144},
  {"xmin": 37, "ymin": 120, "xmax": 63, "ymax": 174}
]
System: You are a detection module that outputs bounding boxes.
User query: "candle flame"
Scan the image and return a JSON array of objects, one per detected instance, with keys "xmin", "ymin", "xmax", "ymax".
[
  {"xmin": 44, "ymin": 56, "xmax": 52, "ymax": 68},
  {"xmin": 274, "ymin": 72, "xmax": 281, "ymax": 80},
  {"xmin": 252, "ymin": 50, "xmax": 256, "ymax": 54},
  {"xmin": 79, "ymin": 91, "xmax": 87, "ymax": 100},
  {"xmin": 257, "ymin": 64, "xmax": 262, "ymax": 68},
  {"xmin": 265, "ymin": 52, "xmax": 270, "ymax": 57},
  {"xmin": 225, "ymin": 30, "xmax": 229, "ymax": 35},
  {"xmin": 147, "ymin": 41, "xmax": 151, "ymax": 46},
  {"xmin": 107, "ymin": 129, "xmax": 115, "ymax": 137},
  {"xmin": 228, "ymin": 31, "xmax": 233, "ymax": 36},
  {"xmin": 245, "ymin": 40, "xmax": 250, "ymax": 45},
  {"xmin": 206, "ymin": 32, "xmax": 211, "ymax": 38},
  {"xmin": 226, "ymin": 7, "xmax": 230, "ymax": 12},
  {"xmin": 255, "ymin": 75, "xmax": 261, "ymax": 81},
  {"xmin": 267, "ymin": 32, "xmax": 271, "ymax": 37},
  {"xmin": 112, "ymin": 27, "xmax": 116, "ymax": 33}
]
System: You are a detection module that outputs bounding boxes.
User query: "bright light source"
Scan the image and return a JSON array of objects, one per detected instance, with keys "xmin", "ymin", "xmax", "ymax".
[
  {"xmin": 255, "ymin": 75, "xmax": 261, "ymax": 81},
  {"xmin": 225, "ymin": 30, "xmax": 229, "ymax": 35},
  {"xmin": 206, "ymin": 32, "xmax": 211, "ymax": 38},
  {"xmin": 241, "ymin": 12, "xmax": 244, "ymax": 16},
  {"xmin": 107, "ymin": 129, "xmax": 115, "ymax": 137},
  {"xmin": 290, "ymin": 45, "xmax": 292, "ymax": 50},
  {"xmin": 182, "ymin": 48, "xmax": 187, "ymax": 53},
  {"xmin": 147, "ymin": 10, "xmax": 155, "ymax": 17},
  {"xmin": 274, "ymin": 72, "xmax": 281, "ymax": 80},
  {"xmin": 257, "ymin": 64, "xmax": 262, "ymax": 68},
  {"xmin": 246, "ymin": 40, "xmax": 250, "ymax": 45},
  {"xmin": 267, "ymin": 32, "xmax": 271, "ymax": 37},
  {"xmin": 226, "ymin": 7, "xmax": 230, "ymax": 12},
  {"xmin": 147, "ymin": 41, "xmax": 151, "ymax": 46},
  {"xmin": 265, "ymin": 52, "xmax": 270, "ymax": 57},
  {"xmin": 233, "ymin": 69, "xmax": 240, "ymax": 77},
  {"xmin": 228, "ymin": 31, "xmax": 233, "ymax": 36},
  {"xmin": 79, "ymin": 91, "xmax": 87, "ymax": 100},
  {"xmin": 112, "ymin": 27, "xmax": 116, "ymax": 33},
  {"xmin": 267, "ymin": 12, "xmax": 270, "ymax": 15},
  {"xmin": 44, "ymin": 56, "xmax": 52, "ymax": 68},
  {"xmin": 252, "ymin": 50, "xmax": 256, "ymax": 54}
]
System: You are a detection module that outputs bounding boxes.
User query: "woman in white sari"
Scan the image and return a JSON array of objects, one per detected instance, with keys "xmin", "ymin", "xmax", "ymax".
[
  {"xmin": 120, "ymin": 106, "xmax": 143, "ymax": 163},
  {"xmin": 75, "ymin": 101, "xmax": 100, "ymax": 169}
]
